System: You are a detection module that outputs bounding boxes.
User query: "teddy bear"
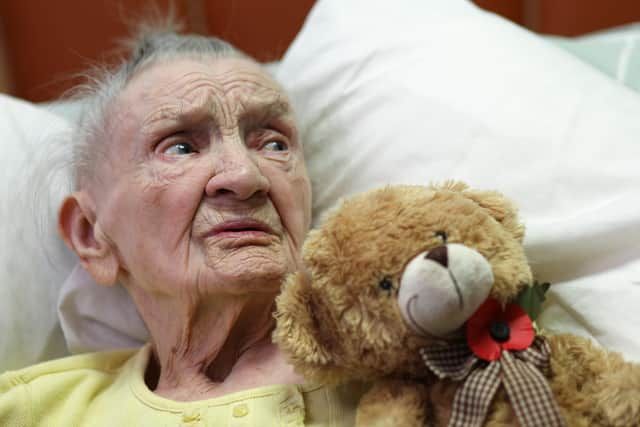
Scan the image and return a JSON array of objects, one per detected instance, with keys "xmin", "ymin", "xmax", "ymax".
[{"xmin": 274, "ymin": 182, "xmax": 640, "ymax": 427}]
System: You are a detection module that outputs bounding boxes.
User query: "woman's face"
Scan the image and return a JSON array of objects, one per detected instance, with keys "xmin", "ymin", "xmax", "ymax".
[{"xmin": 92, "ymin": 57, "xmax": 311, "ymax": 296}]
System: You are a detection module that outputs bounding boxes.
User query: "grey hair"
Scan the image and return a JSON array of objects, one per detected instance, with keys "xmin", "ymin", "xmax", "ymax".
[{"xmin": 71, "ymin": 25, "xmax": 251, "ymax": 188}]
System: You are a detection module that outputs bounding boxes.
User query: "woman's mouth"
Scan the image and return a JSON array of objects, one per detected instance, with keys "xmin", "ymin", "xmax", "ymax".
[{"xmin": 205, "ymin": 219, "xmax": 277, "ymax": 242}]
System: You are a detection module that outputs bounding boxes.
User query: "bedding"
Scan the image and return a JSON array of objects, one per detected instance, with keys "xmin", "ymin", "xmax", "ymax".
[
  {"xmin": 2, "ymin": 0, "xmax": 640, "ymax": 372},
  {"xmin": 0, "ymin": 95, "xmax": 75, "ymax": 369}
]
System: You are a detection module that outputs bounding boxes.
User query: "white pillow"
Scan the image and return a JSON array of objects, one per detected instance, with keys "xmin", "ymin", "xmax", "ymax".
[
  {"xmin": 275, "ymin": 0, "xmax": 640, "ymax": 360},
  {"xmin": 0, "ymin": 94, "xmax": 76, "ymax": 370},
  {"xmin": 47, "ymin": 0, "xmax": 640, "ymax": 360}
]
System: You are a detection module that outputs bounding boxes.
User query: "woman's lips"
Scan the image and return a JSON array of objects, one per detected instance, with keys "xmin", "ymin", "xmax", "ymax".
[{"xmin": 205, "ymin": 219, "xmax": 277, "ymax": 241}]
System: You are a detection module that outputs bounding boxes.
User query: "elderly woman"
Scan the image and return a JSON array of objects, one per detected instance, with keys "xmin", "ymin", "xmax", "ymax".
[{"xmin": 0, "ymin": 29, "xmax": 362, "ymax": 426}]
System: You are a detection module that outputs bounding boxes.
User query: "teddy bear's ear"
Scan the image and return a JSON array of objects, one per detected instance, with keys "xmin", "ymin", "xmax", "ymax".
[
  {"xmin": 274, "ymin": 271, "xmax": 348, "ymax": 384},
  {"xmin": 435, "ymin": 181, "xmax": 525, "ymax": 242},
  {"xmin": 463, "ymin": 188, "xmax": 525, "ymax": 242}
]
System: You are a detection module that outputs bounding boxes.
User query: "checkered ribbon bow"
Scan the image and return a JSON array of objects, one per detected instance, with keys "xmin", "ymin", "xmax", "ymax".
[{"xmin": 420, "ymin": 336, "xmax": 566, "ymax": 427}]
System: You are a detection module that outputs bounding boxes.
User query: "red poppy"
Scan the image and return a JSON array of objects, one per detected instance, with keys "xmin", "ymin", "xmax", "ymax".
[{"xmin": 466, "ymin": 298, "xmax": 535, "ymax": 361}]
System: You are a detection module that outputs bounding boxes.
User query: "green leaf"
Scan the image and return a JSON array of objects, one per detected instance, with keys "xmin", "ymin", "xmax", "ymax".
[{"xmin": 515, "ymin": 281, "xmax": 551, "ymax": 321}]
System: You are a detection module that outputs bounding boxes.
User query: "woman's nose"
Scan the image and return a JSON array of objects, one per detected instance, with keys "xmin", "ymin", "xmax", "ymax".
[{"xmin": 204, "ymin": 142, "xmax": 270, "ymax": 200}]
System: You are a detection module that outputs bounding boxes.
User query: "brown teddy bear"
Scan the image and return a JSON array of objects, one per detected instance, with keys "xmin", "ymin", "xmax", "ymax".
[{"xmin": 274, "ymin": 182, "xmax": 640, "ymax": 427}]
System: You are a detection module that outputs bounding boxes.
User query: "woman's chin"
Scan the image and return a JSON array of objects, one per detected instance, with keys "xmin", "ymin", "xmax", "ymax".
[{"xmin": 197, "ymin": 249, "xmax": 292, "ymax": 295}]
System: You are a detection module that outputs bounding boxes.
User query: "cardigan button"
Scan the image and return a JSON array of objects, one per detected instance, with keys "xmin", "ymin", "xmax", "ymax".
[
  {"xmin": 182, "ymin": 409, "xmax": 201, "ymax": 423},
  {"xmin": 232, "ymin": 403, "xmax": 249, "ymax": 418}
]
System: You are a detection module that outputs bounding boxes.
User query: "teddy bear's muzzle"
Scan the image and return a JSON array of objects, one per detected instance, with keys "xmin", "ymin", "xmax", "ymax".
[{"xmin": 398, "ymin": 243, "xmax": 494, "ymax": 338}]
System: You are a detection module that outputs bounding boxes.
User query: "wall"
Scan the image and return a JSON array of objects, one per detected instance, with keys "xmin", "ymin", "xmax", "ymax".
[
  {"xmin": 0, "ymin": 0, "xmax": 314, "ymax": 101},
  {"xmin": 1, "ymin": 0, "xmax": 639, "ymax": 102}
]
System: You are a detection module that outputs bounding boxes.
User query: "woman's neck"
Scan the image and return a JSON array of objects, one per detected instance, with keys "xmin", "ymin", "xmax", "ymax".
[{"xmin": 130, "ymin": 289, "xmax": 303, "ymax": 401}]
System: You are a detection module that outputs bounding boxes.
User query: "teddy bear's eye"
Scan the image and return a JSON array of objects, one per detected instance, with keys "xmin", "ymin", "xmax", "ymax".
[
  {"xmin": 435, "ymin": 230, "xmax": 448, "ymax": 243},
  {"xmin": 379, "ymin": 277, "xmax": 394, "ymax": 293}
]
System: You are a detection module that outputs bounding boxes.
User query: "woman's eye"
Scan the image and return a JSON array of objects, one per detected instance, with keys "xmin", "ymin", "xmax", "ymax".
[
  {"xmin": 163, "ymin": 141, "xmax": 196, "ymax": 155},
  {"xmin": 262, "ymin": 140, "xmax": 288, "ymax": 152}
]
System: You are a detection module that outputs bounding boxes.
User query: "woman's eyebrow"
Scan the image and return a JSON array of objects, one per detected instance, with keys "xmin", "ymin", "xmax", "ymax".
[
  {"xmin": 141, "ymin": 103, "xmax": 212, "ymax": 130},
  {"xmin": 139, "ymin": 95, "xmax": 293, "ymax": 138},
  {"xmin": 241, "ymin": 98, "xmax": 292, "ymax": 123}
]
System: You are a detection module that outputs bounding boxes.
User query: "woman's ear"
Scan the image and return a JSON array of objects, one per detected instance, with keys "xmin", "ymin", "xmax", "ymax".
[{"xmin": 58, "ymin": 192, "xmax": 119, "ymax": 286}]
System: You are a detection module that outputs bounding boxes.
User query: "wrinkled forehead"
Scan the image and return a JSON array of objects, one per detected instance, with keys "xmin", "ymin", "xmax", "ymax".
[{"xmin": 106, "ymin": 57, "xmax": 293, "ymax": 141}]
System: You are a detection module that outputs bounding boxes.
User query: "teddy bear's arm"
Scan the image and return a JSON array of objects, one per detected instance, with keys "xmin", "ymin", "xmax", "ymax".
[
  {"xmin": 356, "ymin": 379, "xmax": 431, "ymax": 427},
  {"xmin": 274, "ymin": 271, "xmax": 349, "ymax": 384},
  {"xmin": 546, "ymin": 334, "xmax": 640, "ymax": 427}
]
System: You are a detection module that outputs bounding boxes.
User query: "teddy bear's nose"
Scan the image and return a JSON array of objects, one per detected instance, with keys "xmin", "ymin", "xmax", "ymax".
[{"xmin": 425, "ymin": 245, "xmax": 448, "ymax": 267}]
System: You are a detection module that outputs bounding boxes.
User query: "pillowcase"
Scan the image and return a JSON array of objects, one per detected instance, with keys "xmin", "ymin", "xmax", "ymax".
[
  {"xmin": 0, "ymin": 94, "xmax": 76, "ymax": 371},
  {"xmin": 275, "ymin": 0, "xmax": 640, "ymax": 360}
]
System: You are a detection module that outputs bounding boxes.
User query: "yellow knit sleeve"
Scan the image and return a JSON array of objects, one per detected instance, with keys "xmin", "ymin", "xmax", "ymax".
[{"xmin": 0, "ymin": 374, "xmax": 32, "ymax": 427}]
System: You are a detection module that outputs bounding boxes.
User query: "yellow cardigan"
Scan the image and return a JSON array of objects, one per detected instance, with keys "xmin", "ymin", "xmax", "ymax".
[{"xmin": 0, "ymin": 344, "xmax": 364, "ymax": 427}]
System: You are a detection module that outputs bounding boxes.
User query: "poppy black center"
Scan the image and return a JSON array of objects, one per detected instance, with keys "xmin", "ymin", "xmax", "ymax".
[{"xmin": 489, "ymin": 321, "xmax": 510, "ymax": 342}]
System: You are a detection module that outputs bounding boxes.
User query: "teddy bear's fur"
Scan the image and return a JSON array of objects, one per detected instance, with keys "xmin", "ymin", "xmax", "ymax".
[{"xmin": 274, "ymin": 182, "xmax": 640, "ymax": 427}]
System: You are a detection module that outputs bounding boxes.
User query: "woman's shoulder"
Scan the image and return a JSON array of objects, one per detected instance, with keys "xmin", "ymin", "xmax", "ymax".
[
  {"xmin": 0, "ymin": 347, "xmax": 138, "ymax": 388},
  {"xmin": 0, "ymin": 347, "xmax": 142, "ymax": 427}
]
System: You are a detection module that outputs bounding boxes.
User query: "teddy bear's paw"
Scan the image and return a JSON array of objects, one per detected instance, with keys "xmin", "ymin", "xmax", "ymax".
[
  {"xmin": 593, "ymin": 364, "xmax": 640, "ymax": 427},
  {"xmin": 356, "ymin": 380, "xmax": 429, "ymax": 427}
]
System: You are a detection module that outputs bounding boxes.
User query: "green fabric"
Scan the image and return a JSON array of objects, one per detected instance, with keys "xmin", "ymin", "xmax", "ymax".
[{"xmin": 548, "ymin": 24, "xmax": 640, "ymax": 92}]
